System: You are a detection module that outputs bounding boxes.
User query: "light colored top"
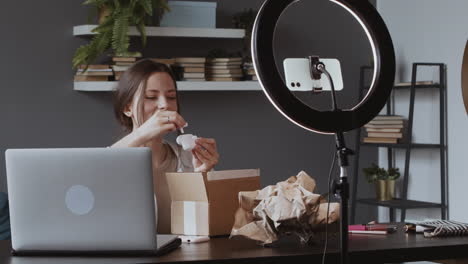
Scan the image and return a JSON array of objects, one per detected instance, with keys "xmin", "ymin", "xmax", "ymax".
[{"xmin": 154, "ymin": 141, "xmax": 194, "ymax": 234}]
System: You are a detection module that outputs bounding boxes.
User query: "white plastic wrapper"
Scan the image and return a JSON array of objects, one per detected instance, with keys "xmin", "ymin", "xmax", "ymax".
[
  {"xmin": 230, "ymin": 171, "xmax": 340, "ymax": 245},
  {"xmin": 176, "ymin": 134, "xmax": 198, "ymax": 151}
]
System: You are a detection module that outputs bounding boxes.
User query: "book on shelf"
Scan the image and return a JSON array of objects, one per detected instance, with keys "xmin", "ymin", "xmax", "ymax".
[
  {"xmin": 175, "ymin": 57, "xmax": 206, "ymax": 64},
  {"xmin": 207, "ymin": 57, "xmax": 242, "ymax": 63},
  {"xmin": 115, "ymin": 62, "xmax": 134, "ymax": 66},
  {"xmin": 182, "ymin": 72, "xmax": 205, "ymax": 78},
  {"xmin": 206, "ymin": 69, "xmax": 243, "ymax": 74},
  {"xmin": 207, "ymin": 61, "xmax": 242, "ymax": 66},
  {"xmin": 74, "ymin": 75, "xmax": 108, "ymax": 82},
  {"xmin": 112, "ymin": 57, "xmax": 138, "ymax": 63},
  {"xmin": 366, "ymin": 128, "xmax": 402, "ymax": 133},
  {"xmin": 183, "ymin": 67, "xmax": 206, "ymax": 73},
  {"xmin": 252, "ymin": 75, "xmax": 258, "ymax": 81},
  {"xmin": 367, "ymin": 132, "xmax": 403, "ymax": 138},
  {"xmin": 372, "ymin": 115, "xmax": 404, "ymax": 120},
  {"xmin": 150, "ymin": 58, "xmax": 176, "ymax": 65},
  {"xmin": 206, "ymin": 77, "xmax": 242, "ymax": 81},
  {"xmin": 112, "ymin": 65, "xmax": 131, "ymax": 71},
  {"xmin": 182, "ymin": 78, "xmax": 206, "ymax": 82},
  {"xmin": 364, "ymin": 124, "xmax": 404, "ymax": 129},
  {"xmin": 394, "ymin": 81, "xmax": 434, "ymax": 87},
  {"xmin": 77, "ymin": 68, "xmax": 112, "ymax": 72},
  {"xmin": 206, "ymin": 65, "xmax": 241, "ymax": 69},
  {"xmin": 246, "ymin": 68, "xmax": 256, "ymax": 75},
  {"xmin": 78, "ymin": 64, "xmax": 110, "ymax": 70},
  {"xmin": 175, "ymin": 63, "xmax": 205, "ymax": 68},
  {"xmin": 363, "ymin": 137, "xmax": 398, "ymax": 144},
  {"xmin": 206, "ymin": 73, "xmax": 243, "ymax": 78},
  {"xmin": 368, "ymin": 120, "xmax": 404, "ymax": 125},
  {"xmin": 76, "ymin": 71, "xmax": 113, "ymax": 76}
]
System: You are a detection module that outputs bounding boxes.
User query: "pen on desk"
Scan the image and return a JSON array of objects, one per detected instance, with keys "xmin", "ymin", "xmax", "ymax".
[
  {"xmin": 405, "ymin": 224, "xmax": 415, "ymax": 233},
  {"xmin": 404, "ymin": 224, "xmax": 426, "ymax": 233},
  {"xmin": 366, "ymin": 224, "xmax": 397, "ymax": 232},
  {"xmin": 349, "ymin": 230, "xmax": 388, "ymax": 235},
  {"xmin": 349, "ymin": 224, "xmax": 397, "ymax": 233}
]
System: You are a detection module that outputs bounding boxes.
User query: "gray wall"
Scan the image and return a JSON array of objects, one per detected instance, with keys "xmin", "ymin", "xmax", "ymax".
[
  {"xmin": 377, "ymin": 0, "xmax": 468, "ymax": 224},
  {"xmin": 0, "ymin": 0, "xmax": 377, "ymax": 223}
]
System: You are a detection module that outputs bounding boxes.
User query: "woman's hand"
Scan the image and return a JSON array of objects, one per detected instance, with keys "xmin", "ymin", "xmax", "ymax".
[
  {"xmin": 192, "ymin": 138, "xmax": 219, "ymax": 172},
  {"xmin": 136, "ymin": 110, "xmax": 187, "ymax": 143},
  {"xmin": 112, "ymin": 110, "xmax": 186, "ymax": 148}
]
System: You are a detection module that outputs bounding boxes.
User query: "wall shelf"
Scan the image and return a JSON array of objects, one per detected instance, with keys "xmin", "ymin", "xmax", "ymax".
[
  {"xmin": 73, "ymin": 25, "xmax": 245, "ymax": 39},
  {"xmin": 74, "ymin": 81, "xmax": 262, "ymax": 92}
]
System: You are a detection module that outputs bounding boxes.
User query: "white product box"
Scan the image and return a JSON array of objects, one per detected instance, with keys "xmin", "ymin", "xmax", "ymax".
[{"xmin": 160, "ymin": 1, "xmax": 217, "ymax": 28}]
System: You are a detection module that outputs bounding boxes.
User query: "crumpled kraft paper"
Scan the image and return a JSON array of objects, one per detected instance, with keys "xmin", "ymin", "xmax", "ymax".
[{"xmin": 230, "ymin": 171, "xmax": 340, "ymax": 245}]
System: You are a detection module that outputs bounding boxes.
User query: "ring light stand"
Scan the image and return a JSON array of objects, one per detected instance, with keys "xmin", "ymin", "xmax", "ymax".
[{"xmin": 251, "ymin": 1, "xmax": 395, "ymax": 263}]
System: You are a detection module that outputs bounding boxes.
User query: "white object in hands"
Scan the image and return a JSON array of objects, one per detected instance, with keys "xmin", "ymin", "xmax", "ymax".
[
  {"xmin": 178, "ymin": 235, "xmax": 210, "ymax": 244},
  {"xmin": 176, "ymin": 134, "xmax": 198, "ymax": 151},
  {"xmin": 283, "ymin": 58, "xmax": 344, "ymax": 91}
]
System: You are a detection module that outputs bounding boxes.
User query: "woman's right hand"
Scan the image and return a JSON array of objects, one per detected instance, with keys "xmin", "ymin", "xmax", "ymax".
[{"xmin": 136, "ymin": 110, "xmax": 187, "ymax": 143}]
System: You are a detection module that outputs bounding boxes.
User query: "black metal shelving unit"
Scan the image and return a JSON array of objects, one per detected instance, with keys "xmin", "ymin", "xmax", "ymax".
[{"xmin": 351, "ymin": 63, "xmax": 448, "ymax": 223}]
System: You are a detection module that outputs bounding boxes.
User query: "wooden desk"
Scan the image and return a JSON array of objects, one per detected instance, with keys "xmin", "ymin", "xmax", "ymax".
[{"xmin": 1, "ymin": 226, "xmax": 468, "ymax": 264}]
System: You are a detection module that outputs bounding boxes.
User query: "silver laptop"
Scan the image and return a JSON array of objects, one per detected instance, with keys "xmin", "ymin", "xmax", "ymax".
[{"xmin": 5, "ymin": 148, "xmax": 179, "ymax": 255}]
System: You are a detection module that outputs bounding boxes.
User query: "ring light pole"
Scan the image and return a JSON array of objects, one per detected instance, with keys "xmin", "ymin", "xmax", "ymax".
[{"xmin": 252, "ymin": 1, "xmax": 395, "ymax": 263}]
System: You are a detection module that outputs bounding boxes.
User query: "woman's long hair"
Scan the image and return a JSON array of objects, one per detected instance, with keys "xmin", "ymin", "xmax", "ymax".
[{"xmin": 113, "ymin": 59, "xmax": 180, "ymax": 132}]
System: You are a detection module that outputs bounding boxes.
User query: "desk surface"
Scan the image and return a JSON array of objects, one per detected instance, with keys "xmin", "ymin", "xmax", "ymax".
[{"xmin": 2, "ymin": 225, "xmax": 468, "ymax": 264}]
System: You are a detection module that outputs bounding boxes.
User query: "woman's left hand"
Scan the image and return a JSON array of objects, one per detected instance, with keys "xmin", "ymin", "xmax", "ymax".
[{"xmin": 191, "ymin": 137, "xmax": 219, "ymax": 172}]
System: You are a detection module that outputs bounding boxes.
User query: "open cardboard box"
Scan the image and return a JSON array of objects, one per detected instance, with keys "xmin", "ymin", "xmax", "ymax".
[{"xmin": 166, "ymin": 169, "xmax": 260, "ymax": 236}]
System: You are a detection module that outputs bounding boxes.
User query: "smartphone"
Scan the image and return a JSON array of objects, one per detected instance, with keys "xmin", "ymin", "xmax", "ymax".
[{"xmin": 283, "ymin": 58, "xmax": 344, "ymax": 92}]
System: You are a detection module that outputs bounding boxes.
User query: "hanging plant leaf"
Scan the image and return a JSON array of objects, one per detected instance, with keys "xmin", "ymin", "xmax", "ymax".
[{"xmin": 73, "ymin": 0, "xmax": 170, "ymax": 69}]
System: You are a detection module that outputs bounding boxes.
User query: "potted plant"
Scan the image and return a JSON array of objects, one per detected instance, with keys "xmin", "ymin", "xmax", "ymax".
[
  {"xmin": 232, "ymin": 8, "xmax": 258, "ymax": 62},
  {"xmin": 73, "ymin": 0, "xmax": 170, "ymax": 70},
  {"xmin": 363, "ymin": 163, "xmax": 400, "ymax": 201}
]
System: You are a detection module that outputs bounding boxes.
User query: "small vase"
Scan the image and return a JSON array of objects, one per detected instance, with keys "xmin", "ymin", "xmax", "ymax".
[
  {"xmin": 386, "ymin": 179, "xmax": 395, "ymax": 200},
  {"xmin": 375, "ymin": 180, "xmax": 395, "ymax": 201}
]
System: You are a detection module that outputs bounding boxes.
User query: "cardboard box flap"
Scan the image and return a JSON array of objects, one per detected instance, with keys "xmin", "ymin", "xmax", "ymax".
[
  {"xmin": 166, "ymin": 172, "xmax": 208, "ymax": 201},
  {"xmin": 207, "ymin": 169, "xmax": 260, "ymax": 181}
]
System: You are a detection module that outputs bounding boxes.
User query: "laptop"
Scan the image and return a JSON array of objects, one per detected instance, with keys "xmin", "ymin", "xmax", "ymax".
[{"xmin": 5, "ymin": 148, "xmax": 180, "ymax": 255}]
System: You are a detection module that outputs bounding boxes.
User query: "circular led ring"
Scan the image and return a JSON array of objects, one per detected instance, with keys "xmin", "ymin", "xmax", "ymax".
[{"xmin": 252, "ymin": 0, "xmax": 396, "ymax": 134}]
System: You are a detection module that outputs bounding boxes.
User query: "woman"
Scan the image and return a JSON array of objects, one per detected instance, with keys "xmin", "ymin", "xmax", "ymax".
[{"xmin": 111, "ymin": 59, "xmax": 220, "ymax": 234}]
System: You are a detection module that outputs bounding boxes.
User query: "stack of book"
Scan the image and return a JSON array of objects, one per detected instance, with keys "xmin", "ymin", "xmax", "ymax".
[
  {"xmin": 74, "ymin": 65, "xmax": 112, "ymax": 82},
  {"xmin": 243, "ymin": 61, "xmax": 257, "ymax": 81},
  {"xmin": 150, "ymin": 58, "xmax": 176, "ymax": 66},
  {"xmin": 363, "ymin": 115, "xmax": 405, "ymax": 144},
  {"xmin": 112, "ymin": 56, "xmax": 139, "ymax": 80},
  {"xmin": 206, "ymin": 57, "xmax": 243, "ymax": 81},
  {"xmin": 174, "ymin": 57, "xmax": 206, "ymax": 81}
]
